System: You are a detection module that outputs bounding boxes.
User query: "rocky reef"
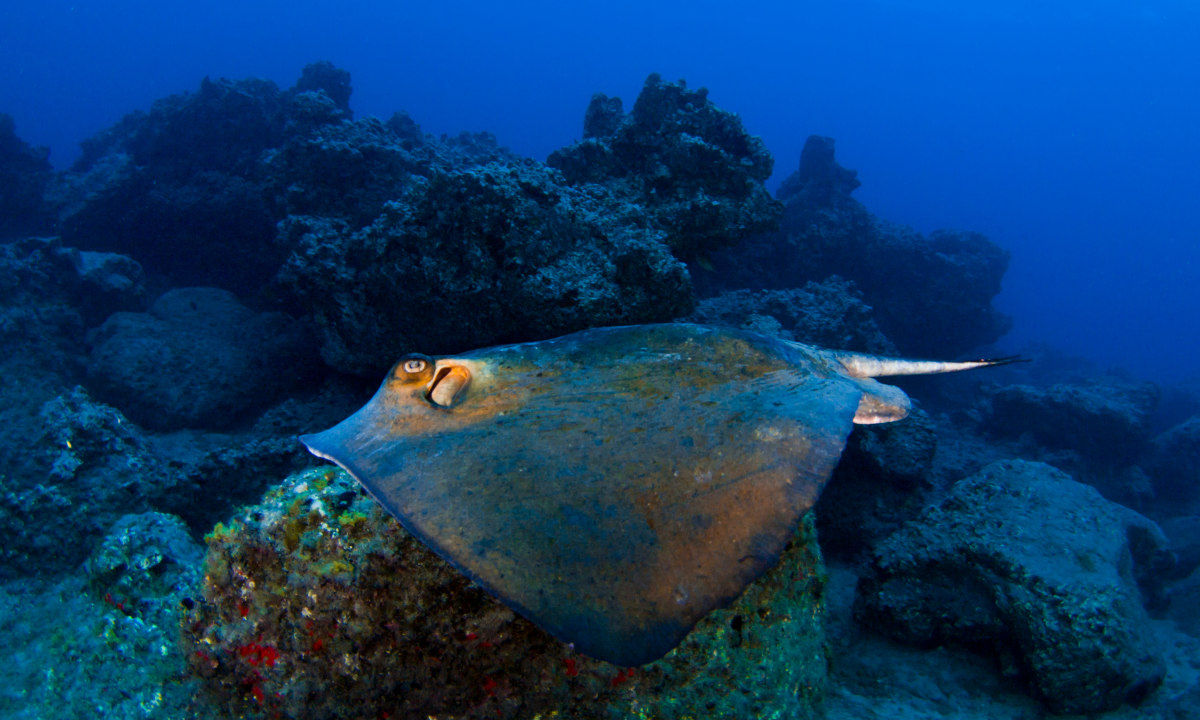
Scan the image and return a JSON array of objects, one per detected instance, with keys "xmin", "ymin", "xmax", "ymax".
[{"xmin": 2, "ymin": 60, "xmax": 1198, "ymax": 719}]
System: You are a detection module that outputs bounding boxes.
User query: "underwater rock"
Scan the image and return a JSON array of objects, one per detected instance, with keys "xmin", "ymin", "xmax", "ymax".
[
  {"xmin": 685, "ymin": 277, "xmax": 898, "ymax": 354},
  {"xmin": 266, "ymin": 101, "xmax": 515, "ymax": 230},
  {"xmin": 58, "ymin": 76, "xmax": 288, "ymax": 290},
  {"xmin": 1161, "ymin": 516, "xmax": 1200, "ymax": 581},
  {"xmin": 695, "ymin": 135, "xmax": 1011, "ymax": 358},
  {"xmin": 0, "ymin": 387, "xmax": 166, "ymax": 577},
  {"xmin": 0, "ymin": 113, "xmax": 54, "ymax": 238},
  {"xmin": 1, "ymin": 382, "xmax": 325, "ymax": 580},
  {"xmin": 0, "ymin": 238, "xmax": 92, "ymax": 505},
  {"xmin": 71, "ymin": 249, "xmax": 147, "ymax": 324},
  {"xmin": 549, "ymin": 74, "xmax": 781, "ymax": 261},
  {"xmin": 84, "ymin": 511, "xmax": 204, "ymax": 630},
  {"xmin": 57, "ymin": 63, "xmax": 356, "ymax": 292},
  {"xmin": 1148, "ymin": 416, "xmax": 1200, "ymax": 510},
  {"xmin": 277, "ymin": 162, "xmax": 693, "ymax": 375},
  {"xmin": 0, "ymin": 237, "xmax": 90, "ymax": 367},
  {"xmin": 815, "ymin": 408, "xmax": 939, "ymax": 561},
  {"xmin": 185, "ymin": 467, "xmax": 827, "ymax": 720},
  {"xmin": 856, "ymin": 459, "xmax": 1169, "ymax": 714},
  {"xmin": 982, "ymin": 380, "xmax": 1159, "ymax": 469},
  {"xmin": 150, "ymin": 429, "xmax": 315, "ymax": 534},
  {"xmin": 776, "ymin": 134, "xmax": 861, "ymax": 206},
  {"xmin": 292, "ymin": 60, "xmax": 353, "ymax": 114},
  {"xmin": 87, "ymin": 287, "xmax": 320, "ymax": 430},
  {"xmin": 1166, "ymin": 566, "xmax": 1200, "ymax": 637}
]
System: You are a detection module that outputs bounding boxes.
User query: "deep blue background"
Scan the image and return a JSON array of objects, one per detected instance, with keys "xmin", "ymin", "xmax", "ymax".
[{"xmin": 3, "ymin": 0, "xmax": 1197, "ymax": 381}]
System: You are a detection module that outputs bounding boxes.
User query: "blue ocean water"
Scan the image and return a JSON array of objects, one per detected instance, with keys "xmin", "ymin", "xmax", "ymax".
[
  {"xmin": 3, "ymin": 0, "xmax": 1198, "ymax": 381},
  {"xmin": 3, "ymin": 2, "xmax": 1200, "ymax": 719}
]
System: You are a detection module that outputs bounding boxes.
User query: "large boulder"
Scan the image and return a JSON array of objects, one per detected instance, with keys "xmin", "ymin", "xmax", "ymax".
[
  {"xmin": 277, "ymin": 162, "xmax": 693, "ymax": 375},
  {"xmin": 855, "ymin": 460, "xmax": 1171, "ymax": 713},
  {"xmin": 87, "ymin": 287, "xmax": 319, "ymax": 430},
  {"xmin": 981, "ymin": 380, "xmax": 1159, "ymax": 469},
  {"xmin": 548, "ymin": 74, "xmax": 781, "ymax": 261}
]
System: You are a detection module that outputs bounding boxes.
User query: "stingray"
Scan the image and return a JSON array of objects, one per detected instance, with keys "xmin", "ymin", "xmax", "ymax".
[{"xmin": 301, "ymin": 323, "xmax": 1015, "ymax": 666}]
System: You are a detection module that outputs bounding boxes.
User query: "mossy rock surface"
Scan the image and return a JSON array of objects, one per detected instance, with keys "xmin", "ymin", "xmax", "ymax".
[{"xmin": 184, "ymin": 467, "xmax": 827, "ymax": 719}]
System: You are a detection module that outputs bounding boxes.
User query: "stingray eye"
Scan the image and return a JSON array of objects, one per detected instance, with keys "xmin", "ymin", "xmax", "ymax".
[{"xmin": 394, "ymin": 354, "xmax": 434, "ymax": 382}]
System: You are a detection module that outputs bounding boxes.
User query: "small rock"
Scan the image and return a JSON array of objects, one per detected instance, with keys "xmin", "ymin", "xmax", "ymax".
[
  {"xmin": 85, "ymin": 511, "xmax": 204, "ymax": 628},
  {"xmin": 1148, "ymin": 416, "xmax": 1200, "ymax": 508},
  {"xmin": 87, "ymin": 287, "xmax": 319, "ymax": 430}
]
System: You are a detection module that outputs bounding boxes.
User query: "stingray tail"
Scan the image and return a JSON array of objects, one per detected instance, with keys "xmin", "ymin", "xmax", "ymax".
[{"xmin": 833, "ymin": 352, "xmax": 1028, "ymax": 379}]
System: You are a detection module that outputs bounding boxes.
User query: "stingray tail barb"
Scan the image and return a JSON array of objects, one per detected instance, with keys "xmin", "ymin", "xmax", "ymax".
[{"xmin": 833, "ymin": 352, "xmax": 1027, "ymax": 379}]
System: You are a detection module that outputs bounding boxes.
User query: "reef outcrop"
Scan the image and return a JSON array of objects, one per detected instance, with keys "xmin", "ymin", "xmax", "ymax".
[{"xmin": 548, "ymin": 74, "xmax": 781, "ymax": 260}]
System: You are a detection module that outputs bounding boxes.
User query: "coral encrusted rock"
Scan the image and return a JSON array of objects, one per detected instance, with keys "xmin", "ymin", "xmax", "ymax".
[
  {"xmin": 84, "ymin": 511, "xmax": 204, "ymax": 629},
  {"xmin": 855, "ymin": 460, "xmax": 1170, "ymax": 714},
  {"xmin": 184, "ymin": 467, "xmax": 828, "ymax": 719}
]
